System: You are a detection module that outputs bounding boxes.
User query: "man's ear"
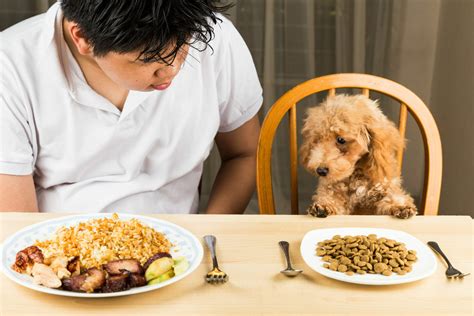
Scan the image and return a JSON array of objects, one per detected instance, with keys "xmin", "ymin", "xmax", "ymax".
[{"xmin": 65, "ymin": 21, "xmax": 94, "ymax": 56}]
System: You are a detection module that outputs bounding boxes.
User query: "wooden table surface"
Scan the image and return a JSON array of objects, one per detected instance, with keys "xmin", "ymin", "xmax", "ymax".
[{"xmin": 0, "ymin": 213, "xmax": 472, "ymax": 316}]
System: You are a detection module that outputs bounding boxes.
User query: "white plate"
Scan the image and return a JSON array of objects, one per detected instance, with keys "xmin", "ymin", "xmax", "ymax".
[
  {"xmin": 0, "ymin": 213, "xmax": 203, "ymax": 297},
  {"xmin": 300, "ymin": 227, "xmax": 437, "ymax": 285}
]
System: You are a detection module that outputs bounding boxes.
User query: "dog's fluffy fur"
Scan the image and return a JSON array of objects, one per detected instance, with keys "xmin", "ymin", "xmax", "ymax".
[{"xmin": 300, "ymin": 94, "xmax": 417, "ymax": 219}]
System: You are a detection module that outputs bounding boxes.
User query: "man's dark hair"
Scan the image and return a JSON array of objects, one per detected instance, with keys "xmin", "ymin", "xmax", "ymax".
[{"xmin": 60, "ymin": 0, "xmax": 232, "ymax": 63}]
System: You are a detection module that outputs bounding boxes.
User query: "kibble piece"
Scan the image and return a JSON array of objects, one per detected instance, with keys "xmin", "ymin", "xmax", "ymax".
[
  {"xmin": 345, "ymin": 271, "xmax": 354, "ymax": 276},
  {"xmin": 341, "ymin": 257, "xmax": 351, "ymax": 265},
  {"xmin": 356, "ymin": 269, "xmax": 366, "ymax": 275},
  {"xmin": 374, "ymin": 263, "xmax": 387, "ymax": 273},
  {"xmin": 382, "ymin": 270, "xmax": 393, "ymax": 276},
  {"xmin": 389, "ymin": 259, "xmax": 399, "ymax": 268},
  {"xmin": 322, "ymin": 255, "xmax": 331, "ymax": 262},
  {"xmin": 375, "ymin": 252, "xmax": 383, "ymax": 261},
  {"xmin": 316, "ymin": 248, "xmax": 326, "ymax": 256},
  {"xmin": 337, "ymin": 264, "xmax": 348, "ymax": 272}
]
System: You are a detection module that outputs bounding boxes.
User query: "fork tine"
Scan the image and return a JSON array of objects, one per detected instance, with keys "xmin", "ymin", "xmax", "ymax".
[{"xmin": 457, "ymin": 273, "xmax": 470, "ymax": 279}]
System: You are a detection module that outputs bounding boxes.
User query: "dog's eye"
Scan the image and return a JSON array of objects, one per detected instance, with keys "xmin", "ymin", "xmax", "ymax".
[{"xmin": 336, "ymin": 136, "xmax": 346, "ymax": 144}]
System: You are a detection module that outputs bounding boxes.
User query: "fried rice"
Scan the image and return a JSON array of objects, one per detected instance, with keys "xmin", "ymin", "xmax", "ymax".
[{"xmin": 34, "ymin": 214, "xmax": 171, "ymax": 269}]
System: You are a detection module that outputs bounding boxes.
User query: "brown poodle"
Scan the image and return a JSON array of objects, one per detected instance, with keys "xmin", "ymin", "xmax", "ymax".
[{"xmin": 300, "ymin": 94, "xmax": 417, "ymax": 219}]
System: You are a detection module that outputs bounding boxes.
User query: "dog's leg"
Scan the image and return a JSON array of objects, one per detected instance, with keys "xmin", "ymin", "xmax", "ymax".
[
  {"xmin": 373, "ymin": 185, "xmax": 417, "ymax": 219},
  {"xmin": 307, "ymin": 186, "xmax": 348, "ymax": 218}
]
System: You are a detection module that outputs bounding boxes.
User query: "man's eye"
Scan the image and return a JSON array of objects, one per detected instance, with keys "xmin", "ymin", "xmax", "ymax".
[{"xmin": 336, "ymin": 136, "xmax": 346, "ymax": 144}]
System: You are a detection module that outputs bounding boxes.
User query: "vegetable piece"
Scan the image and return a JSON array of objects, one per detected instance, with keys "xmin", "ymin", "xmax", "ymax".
[
  {"xmin": 173, "ymin": 257, "xmax": 190, "ymax": 276},
  {"xmin": 145, "ymin": 257, "xmax": 174, "ymax": 282},
  {"xmin": 147, "ymin": 270, "xmax": 175, "ymax": 285},
  {"xmin": 143, "ymin": 252, "xmax": 172, "ymax": 271}
]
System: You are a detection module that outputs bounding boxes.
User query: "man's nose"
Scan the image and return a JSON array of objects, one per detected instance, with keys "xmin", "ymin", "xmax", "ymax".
[
  {"xmin": 316, "ymin": 167, "xmax": 329, "ymax": 176},
  {"xmin": 154, "ymin": 64, "xmax": 180, "ymax": 78}
]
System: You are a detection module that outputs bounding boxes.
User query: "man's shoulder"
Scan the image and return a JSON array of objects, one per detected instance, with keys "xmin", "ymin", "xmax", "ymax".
[
  {"xmin": 195, "ymin": 14, "xmax": 248, "ymax": 73},
  {"xmin": 211, "ymin": 14, "xmax": 241, "ymax": 46},
  {"xmin": 1, "ymin": 10, "xmax": 58, "ymax": 89},
  {"xmin": 2, "ymin": 13, "xmax": 47, "ymax": 49}
]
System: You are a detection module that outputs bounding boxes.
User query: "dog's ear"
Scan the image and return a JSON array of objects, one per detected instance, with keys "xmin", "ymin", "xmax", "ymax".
[
  {"xmin": 299, "ymin": 107, "xmax": 320, "ymax": 168},
  {"xmin": 362, "ymin": 110, "xmax": 404, "ymax": 183},
  {"xmin": 300, "ymin": 116, "xmax": 313, "ymax": 168}
]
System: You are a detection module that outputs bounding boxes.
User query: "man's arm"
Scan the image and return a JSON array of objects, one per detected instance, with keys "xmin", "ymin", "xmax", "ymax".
[
  {"xmin": 205, "ymin": 114, "xmax": 260, "ymax": 214},
  {"xmin": 0, "ymin": 174, "xmax": 39, "ymax": 212}
]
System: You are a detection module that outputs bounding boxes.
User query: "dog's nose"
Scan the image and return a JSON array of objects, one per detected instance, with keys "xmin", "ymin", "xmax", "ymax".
[{"xmin": 316, "ymin": 167, "xmax": 329, "ymax": 176}]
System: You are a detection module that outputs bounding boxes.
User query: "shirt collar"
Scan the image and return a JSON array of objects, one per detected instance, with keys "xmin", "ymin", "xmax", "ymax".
[{"xmin": 42, "ymin": 2, "xmax": 153, "ymax": 119}]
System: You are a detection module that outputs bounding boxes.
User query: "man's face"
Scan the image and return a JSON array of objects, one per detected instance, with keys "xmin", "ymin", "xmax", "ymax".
[{"xmin": 93, "ymin": 45, "xmax": 189, "ymax": 92}]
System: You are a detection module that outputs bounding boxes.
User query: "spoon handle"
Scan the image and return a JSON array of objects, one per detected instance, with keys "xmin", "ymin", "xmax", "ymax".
[{"xmin": 279, "ymin": 241, "xmax": 293, "ymax": 270}]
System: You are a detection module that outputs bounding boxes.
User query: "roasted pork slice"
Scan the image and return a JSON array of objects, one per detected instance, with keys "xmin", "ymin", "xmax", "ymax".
[
  {"xmin": 62, "ymin": 274, "xmax": 87, "ymax": 292},
  {"xmin": 129, "ymin": 273, "xmax": 147, "ymax": 288},
  {"xmin": 66, "ymin": 256, "xmax": 81, "ymax": 276},
  {"xmin": 103, "ymin": 259, "xmax": 144, "ymax": 275},
  {"xmin": 62, "ymin": 268, "xmax": 105, "ymax": 293},
  {"xmin": 101, "ymin": 273, "xmax": 130, "ymax": 293},
  {"xmin": 12, "ymin": 246, "xmax": 44, "ymax": 274}
]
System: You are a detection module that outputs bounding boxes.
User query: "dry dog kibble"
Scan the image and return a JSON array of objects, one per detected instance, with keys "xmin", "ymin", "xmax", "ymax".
[
  {"xmin": 338, "ymin": 264, "xmax": 348, "ymax": 272},
  {"xmin": 316, "ymin": 234, "xmax": 417, "ymax": 276}
]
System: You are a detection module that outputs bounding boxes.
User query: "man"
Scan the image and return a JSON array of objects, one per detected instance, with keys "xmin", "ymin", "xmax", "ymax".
[{"xmin": 0, "ymin": 1, "xmax": 262, "ymax": 214}]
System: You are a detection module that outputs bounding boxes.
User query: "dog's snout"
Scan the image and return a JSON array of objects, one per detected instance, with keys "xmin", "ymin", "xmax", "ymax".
[{"xmin": 316, "ymin": 167, "xmax": 329, "ymax": 176}]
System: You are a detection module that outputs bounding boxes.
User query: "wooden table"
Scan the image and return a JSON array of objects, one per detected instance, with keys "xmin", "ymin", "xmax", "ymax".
[{"xmin": 0, "ymin": 213, "xmax": 472, "ymax": 316}]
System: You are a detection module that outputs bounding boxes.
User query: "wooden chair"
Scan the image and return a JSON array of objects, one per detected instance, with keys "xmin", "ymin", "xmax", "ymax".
[{"xmin": 257, "ymin": 73, "xmax": 442, "ymax": 216}]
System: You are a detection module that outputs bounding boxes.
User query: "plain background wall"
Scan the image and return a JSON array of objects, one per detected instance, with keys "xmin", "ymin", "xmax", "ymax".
[{"xmin": 429, "ymin": 1, "xmax": 474, "ymax": 216}]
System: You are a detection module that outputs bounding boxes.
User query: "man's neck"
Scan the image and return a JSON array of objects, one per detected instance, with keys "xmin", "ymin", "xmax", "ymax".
[{"xmin": 62, "ymin": 19, "xmax": 128, "ymax": 111}]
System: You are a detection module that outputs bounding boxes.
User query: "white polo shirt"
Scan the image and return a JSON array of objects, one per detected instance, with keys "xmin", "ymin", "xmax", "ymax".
[{"xmin": 0, "ymin": 3, "xmax": 262, "ymax": 213}]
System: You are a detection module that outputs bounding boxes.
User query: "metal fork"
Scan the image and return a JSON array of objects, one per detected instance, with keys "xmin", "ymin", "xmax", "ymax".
[
  {"xmin": 427, "ymin": 241, "xmax": 470, "ymax": 279},
  {"xmin": 203, "ymin": 235, "xmax": 228, "ymax": 284}
]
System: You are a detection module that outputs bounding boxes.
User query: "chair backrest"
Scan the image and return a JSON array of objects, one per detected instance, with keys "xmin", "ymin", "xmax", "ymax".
[{"xmin": 257, "ymin": 73, "xmax": 442, "ymax": 216}]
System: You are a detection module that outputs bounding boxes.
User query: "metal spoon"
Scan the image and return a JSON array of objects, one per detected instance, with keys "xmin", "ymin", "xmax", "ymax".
[{"xmin": 279, "ymin": 241, "xmax": 303, "ymax": 277}]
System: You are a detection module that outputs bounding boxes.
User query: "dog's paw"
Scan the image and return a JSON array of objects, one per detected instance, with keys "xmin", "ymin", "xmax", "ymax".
[
  {"xmin": 366, "ymin": 184, "xmax": 385, "ymax": 203},
  {"xmin": 307, "ymin": 203, "xmax": 329, "ymax": 218},
  {"xmin": 390, "ymin": 205, "xmax": 418, "ymax": 219}
]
